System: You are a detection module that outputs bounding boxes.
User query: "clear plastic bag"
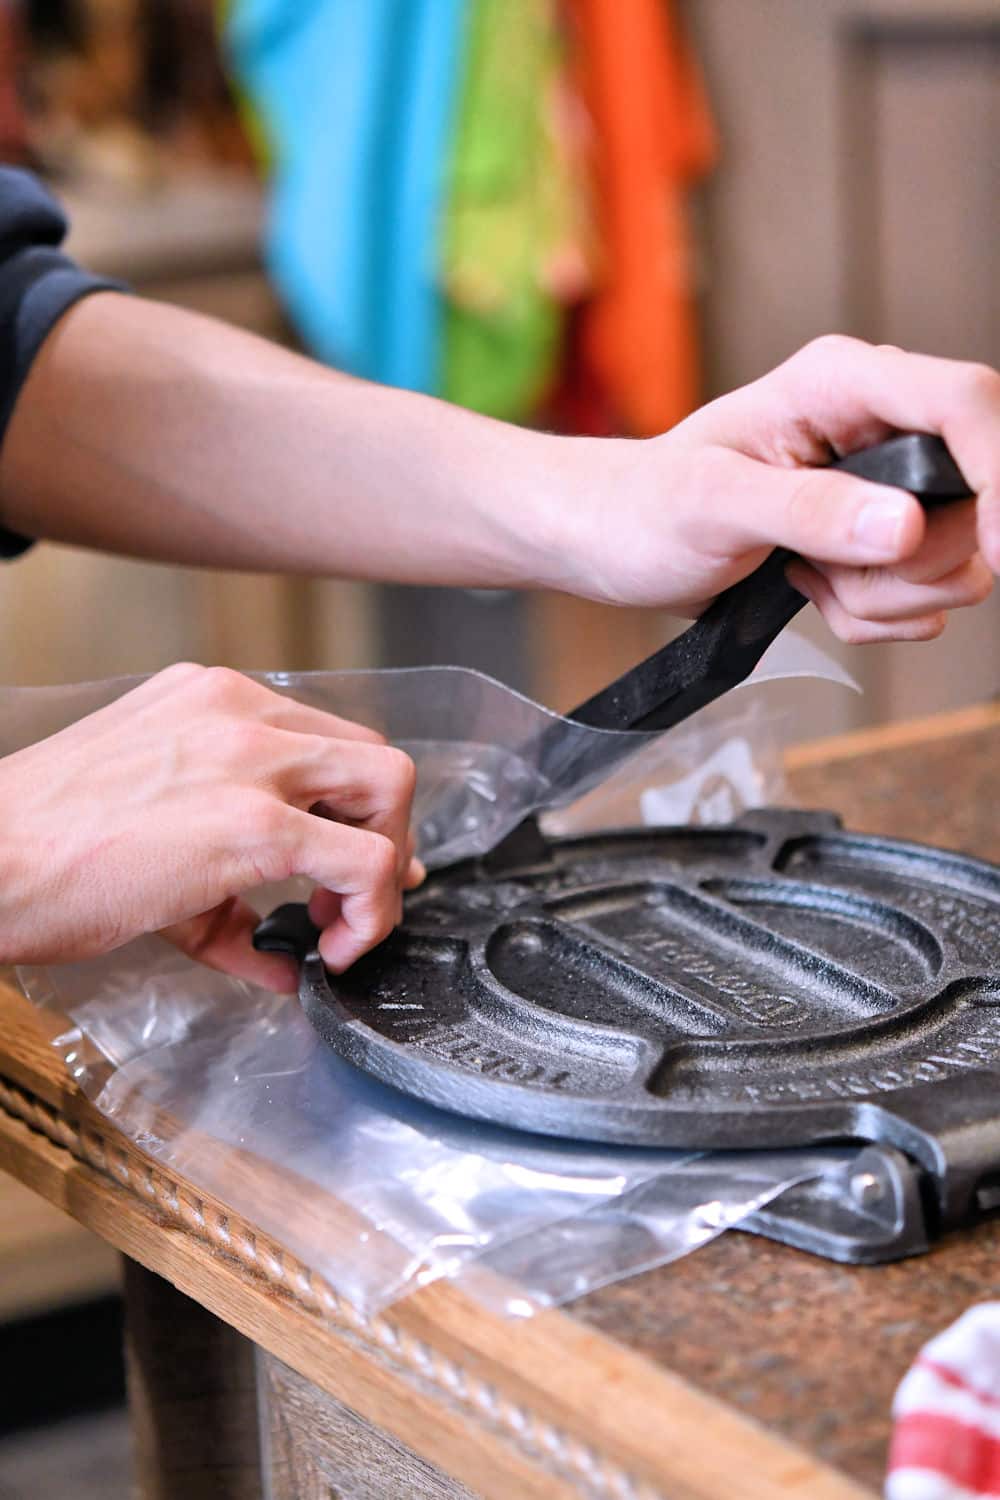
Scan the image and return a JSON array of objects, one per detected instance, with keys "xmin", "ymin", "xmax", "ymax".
[
  {"xmin": 12, "ymin": 634, "xmax": 856, "ymax": 1314},
  {"xmin": 0, "ymin": 629, "xmax": 853, "ymax": 867},
  {"xmin": 23, "ymin": 937, "xmax": 835, "ymax": 1316}
]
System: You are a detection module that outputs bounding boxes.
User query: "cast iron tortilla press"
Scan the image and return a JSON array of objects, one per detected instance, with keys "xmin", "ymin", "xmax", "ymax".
[{"xmin": 255, "ymin": 435, "xmax": 1000, "ymax": 1262}]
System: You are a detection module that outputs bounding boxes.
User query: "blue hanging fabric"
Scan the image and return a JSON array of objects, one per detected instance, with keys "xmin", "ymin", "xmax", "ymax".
[{"xmin": 223, "ymin": 0, "xmax": 467, "ymax": 393}]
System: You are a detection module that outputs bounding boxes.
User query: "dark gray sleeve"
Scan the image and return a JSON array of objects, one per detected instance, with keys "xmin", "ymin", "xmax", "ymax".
[{"xmin": 0, "ymin": 168, "xmax": 126, "ymax": 558}]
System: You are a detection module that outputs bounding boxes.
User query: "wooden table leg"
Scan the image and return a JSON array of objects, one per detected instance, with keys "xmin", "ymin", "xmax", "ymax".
[
  {"xmin": 256, "ymin": 1349, "xmax": 480, "ymax": 1500},
  {"xmin": 123, "ymin": 1258, "xmax": 477, "ymax": 1500},
  {"xmin": 122, "ymin": 1258, "xmax": 264, "ymax": 1500}
]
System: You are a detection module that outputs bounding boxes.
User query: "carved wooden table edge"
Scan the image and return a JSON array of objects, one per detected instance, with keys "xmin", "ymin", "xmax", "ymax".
[
  {"xmin": 16, "ymin": 702, "xmax": 993, "ymax": 1497},
  {"xmin": 0, "ymin": 973, "xmax": 870, "ymax": 1500}
]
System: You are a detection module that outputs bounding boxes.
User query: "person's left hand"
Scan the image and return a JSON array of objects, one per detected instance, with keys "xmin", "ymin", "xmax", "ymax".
[{"xmin": 0, "ymin": 664, "xmax": 424, "ymax": 991}]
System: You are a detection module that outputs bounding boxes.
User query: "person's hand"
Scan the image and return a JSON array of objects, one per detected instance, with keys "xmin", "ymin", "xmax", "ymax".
[
  {"xmin": 562, "ymin": 336, "xmax": 999, "ymax": 642},
  {"xmin": 0, "ymin": 663, "xmax": 423, "ymax": 989}
]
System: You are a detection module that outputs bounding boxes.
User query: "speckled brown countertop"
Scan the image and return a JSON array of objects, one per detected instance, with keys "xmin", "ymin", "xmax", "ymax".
[{"xmin": 573, "ymin": 704, "xmax": 1000, "ymax": 1491}]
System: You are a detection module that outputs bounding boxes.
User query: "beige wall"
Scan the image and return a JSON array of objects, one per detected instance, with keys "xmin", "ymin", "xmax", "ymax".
[{"xmin": 687, "ymin": 0, "xmax": 1000, "ymax": 737}]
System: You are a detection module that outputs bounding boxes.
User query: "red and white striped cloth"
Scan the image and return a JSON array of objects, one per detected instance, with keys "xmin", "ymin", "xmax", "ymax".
[{"xmin": 888, "ymin": 1304, "xmax": 1000, "ymax": 1498}]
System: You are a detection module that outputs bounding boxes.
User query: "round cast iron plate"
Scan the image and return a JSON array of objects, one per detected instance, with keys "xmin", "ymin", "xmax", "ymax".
[{"xmin": 287, "ymin": 810, "xmax": 1000, "ymax": 1148}]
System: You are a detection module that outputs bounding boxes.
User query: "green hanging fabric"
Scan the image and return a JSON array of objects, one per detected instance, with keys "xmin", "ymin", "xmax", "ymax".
[{"xmin": 441, "ymin": 0, "xmax": 589, "ymax": 423}]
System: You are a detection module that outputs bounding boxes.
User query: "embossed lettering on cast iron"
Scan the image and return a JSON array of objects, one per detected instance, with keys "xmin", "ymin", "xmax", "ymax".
[{"xmin": 294, "ymin": 810, "xmax": 1000, "ymax": 1149}]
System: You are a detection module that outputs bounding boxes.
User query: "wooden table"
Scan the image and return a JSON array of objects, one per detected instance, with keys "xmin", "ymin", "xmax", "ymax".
[{"xmin": 2, "ymin": 703, "xmax": 999, "ymax": 1500}]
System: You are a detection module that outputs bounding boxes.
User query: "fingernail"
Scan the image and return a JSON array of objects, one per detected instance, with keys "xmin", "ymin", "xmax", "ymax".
[{"xmin": 851, "ymin": 495, "xmax": 910, "ymax": 556}]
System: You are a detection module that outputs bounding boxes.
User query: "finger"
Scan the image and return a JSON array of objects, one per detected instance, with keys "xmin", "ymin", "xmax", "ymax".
[
  {"xmin": 309, "ymin": 853, "xmax": 423, "ymax": 934},
  {"xmin": 317, "ymin": 743, "xmax": 415, "ymax": 883},
  {"xmin": 764, "ymin": 339, "xmax": 1000, "ymax": 569},
  {"xmin": 308, "ymin": 886, "xmax": 342, "ymax": 930},
  {"xmin": 264, "ymin": 734, "xmax": 417, "ymax": 878},
  {"xmin": 160, "ymin": 897, "xmax": 299, "ymax": 994},
  {"xmin": 768, "ymin": 337, "xmax": 1000, "ymax": 472},
  {"xmin": 794, "ymin": 554, "xmax": 993, "ymax": 624},
  {"xmin": 288, "ymin": 815, "xmax": 400, "ymax": 970},
  {"xmin": 713, "ymin": 450, "xmax": 927, "ymax": 567},
  {"xmin": 399, "ymin": 831, "xmax": 425, "ymax": 889},
  {"xmin": 889, "ymin": 498, "xmax": 979, "ymax": 584},
  {"xmin": 259, "ymin": 693, "xmax": 388, "ymax": 746},
  {"xmin": 789, "ymin": 564, "xmax": 948, "ymax": 644},
  {"xmin": 149, "ymin": 663, "xmax": 389, "ymax": 745}
]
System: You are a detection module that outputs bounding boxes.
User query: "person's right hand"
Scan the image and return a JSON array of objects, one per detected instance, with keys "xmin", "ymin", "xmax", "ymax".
[
  {"xmin": 0, "ymin": 662, "xmax": 423, "ymax": 990},
  {"xmin": 552, "ymin": 338, "xmax": 999, "ymax": 642}
]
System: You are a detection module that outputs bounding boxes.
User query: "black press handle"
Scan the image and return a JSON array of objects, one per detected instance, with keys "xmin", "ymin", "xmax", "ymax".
[
  {"xmin": 252, "ymin": 901, "xmax": 321, "ymax": 962},
  {"xmin": 567, "ymin": 433, "xmax": 973, "ymax": 735},
  {"xmin": 257, "ymin": 435, "xmax": 975, "ymax": 884}
]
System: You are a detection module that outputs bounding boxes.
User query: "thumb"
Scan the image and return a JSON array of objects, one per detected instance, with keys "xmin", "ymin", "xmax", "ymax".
[{"xmin": 724, "ymin": 457, "xmax": 927, "ymax": 567}]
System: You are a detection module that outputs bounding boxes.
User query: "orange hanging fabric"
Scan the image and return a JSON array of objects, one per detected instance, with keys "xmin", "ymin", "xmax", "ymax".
[{"xmin": 568, "ymin": 0, "xmax": 717, "ymax": 436}]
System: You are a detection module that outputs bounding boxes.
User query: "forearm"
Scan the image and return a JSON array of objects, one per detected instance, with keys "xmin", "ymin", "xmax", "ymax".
[
  {"xmin": 2, "ymin": 305, "xmax": 996, "ymax": 643},
  {"xmin": 0, "ymin": 290, "xmax": 605, "ymax": 588}
]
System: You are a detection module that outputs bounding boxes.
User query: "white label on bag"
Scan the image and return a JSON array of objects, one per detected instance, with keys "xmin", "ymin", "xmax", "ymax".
[{"xmin": 639, "ymin": 736, "xmax": 765, "ymax": 826}]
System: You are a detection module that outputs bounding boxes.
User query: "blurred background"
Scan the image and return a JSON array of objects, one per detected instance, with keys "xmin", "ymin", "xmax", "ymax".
[
  {"xmin": 0, "ymin": 0, "xmax": 995, "ymax": 729},
  {"xmin": 0, "ymin": 3, "xmax": 996, "ymax": 1495}
]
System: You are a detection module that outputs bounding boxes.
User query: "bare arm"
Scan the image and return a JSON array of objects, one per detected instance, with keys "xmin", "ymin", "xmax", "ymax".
[
  {"xmin": 1, "ymin": 293, "xmax": 998, "ymax": 644},
  {"xmin": 1, "ymin": 293, "xmax": 998, "ymax": 983},
  {"xmin": 0, "ymin": 290, "xmax": 582, "ymax": 588}
]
